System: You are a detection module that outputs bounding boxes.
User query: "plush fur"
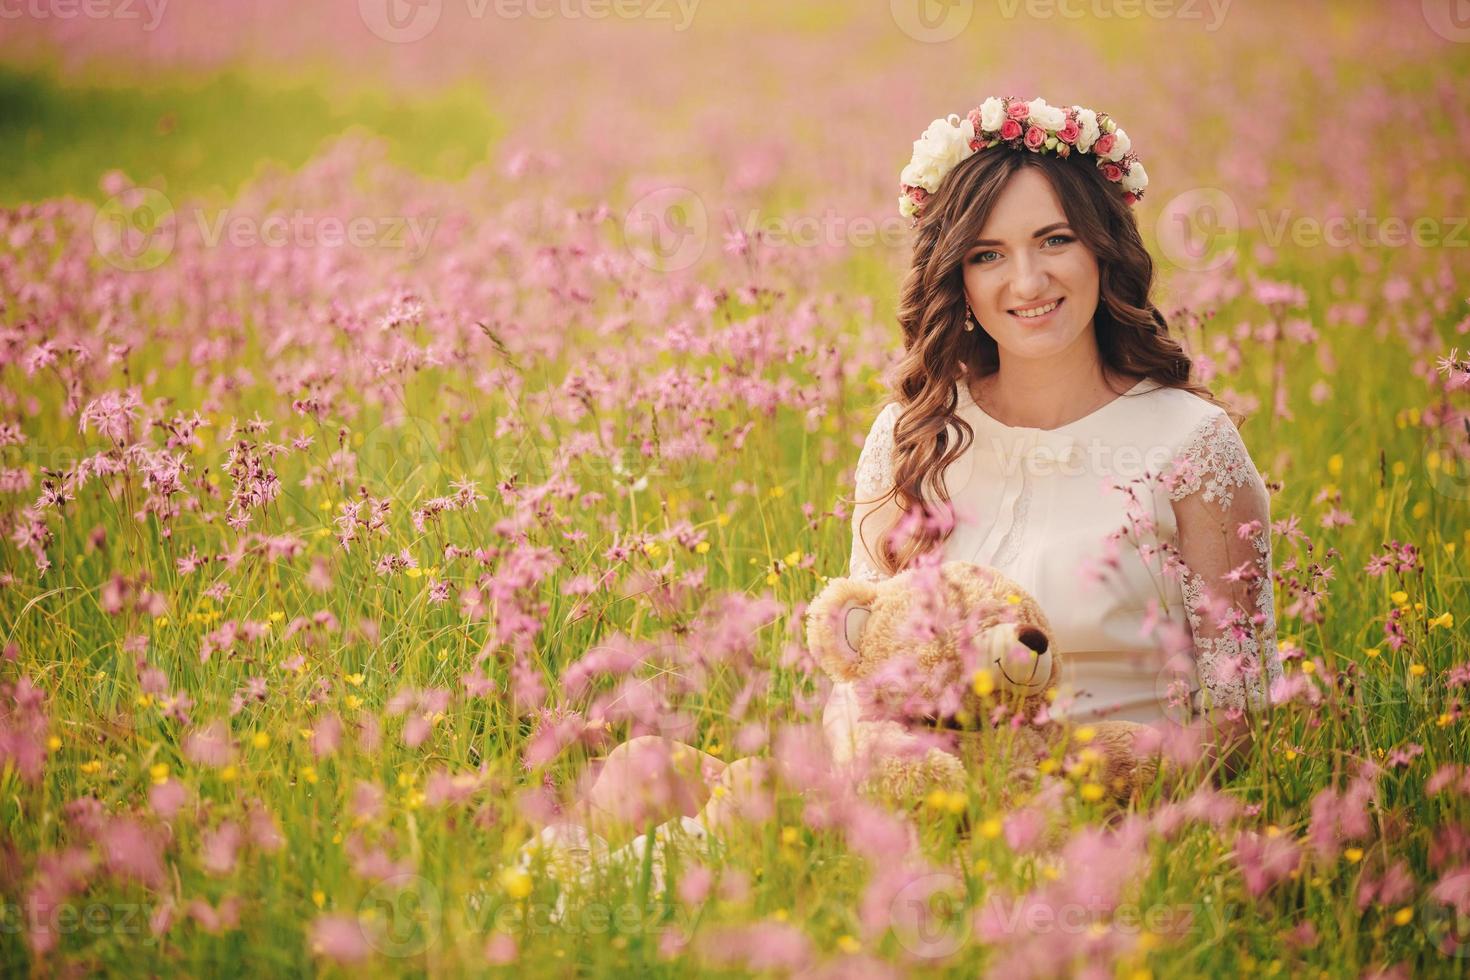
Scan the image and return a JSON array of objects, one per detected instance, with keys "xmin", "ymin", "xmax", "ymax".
[{"xmin": 807, "ymin": 560, "xmax": 1163, "ymax": 812}]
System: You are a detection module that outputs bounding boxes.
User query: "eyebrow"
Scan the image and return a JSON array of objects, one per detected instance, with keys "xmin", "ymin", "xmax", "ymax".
[{"xmin": 969, "ymin": 222, "xmax": 1072, "ymax": 248}]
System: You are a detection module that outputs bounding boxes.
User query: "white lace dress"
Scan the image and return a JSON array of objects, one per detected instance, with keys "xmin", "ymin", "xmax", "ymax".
[{"xmin": 841, "ymin": 376, "xmax": 1282, "ymax": 726}]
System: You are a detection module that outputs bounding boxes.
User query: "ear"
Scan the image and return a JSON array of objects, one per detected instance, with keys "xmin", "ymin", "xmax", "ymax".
[{"xmin": 806, "ymin": 576, "xmax": 882, "ymax": 681}]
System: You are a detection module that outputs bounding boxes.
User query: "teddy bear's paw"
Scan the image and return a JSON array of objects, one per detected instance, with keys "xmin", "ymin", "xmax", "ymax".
[{"xmin": 862, "ymin": 748, "xmax": 966, "ymax": 809}]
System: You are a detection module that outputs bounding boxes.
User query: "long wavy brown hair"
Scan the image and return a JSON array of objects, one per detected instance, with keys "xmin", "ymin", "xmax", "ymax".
[{"xmin": 857, "ymin": 145, "xmax": 1232, "ymax": 578}]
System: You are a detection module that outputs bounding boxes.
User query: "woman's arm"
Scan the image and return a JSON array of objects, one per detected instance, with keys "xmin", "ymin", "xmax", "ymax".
[
  {"xmin": 848, "ymin": 401, "xmax": 903, "ymax": 584},
  {"xmin": 1165, "ymin": 411, "xmax": 1281, "ymax": 781}
]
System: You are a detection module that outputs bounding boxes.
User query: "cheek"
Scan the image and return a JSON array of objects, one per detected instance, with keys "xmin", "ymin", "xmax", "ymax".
[
  {"xmin": 1062, "ymin": 252, "xmax": 1101, "ymax": 294},
  {"xmin": 962, "ymin": 266, "xmax": 999, "ymax": 312}
]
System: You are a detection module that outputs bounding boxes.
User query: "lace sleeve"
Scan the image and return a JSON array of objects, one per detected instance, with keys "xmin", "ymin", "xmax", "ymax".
[
  {"xmin": 848, "ymin": 401, "xmax": 901, "ymax": 583},
  {"xmin": 1165, "ymin": 411, "xmax": 1281, "ymax": 719}
]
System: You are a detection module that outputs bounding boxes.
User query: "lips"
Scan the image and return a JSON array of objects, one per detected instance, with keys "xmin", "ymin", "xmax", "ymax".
[{"xmin": 1009, "ymin": 297, "xmax": 1064, "ymax": 320}]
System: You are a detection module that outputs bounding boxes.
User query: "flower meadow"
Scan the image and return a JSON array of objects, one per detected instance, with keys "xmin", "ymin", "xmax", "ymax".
[{"xmin": 2, "ymin": 2, "xmax": 1470, "ymax": 976}]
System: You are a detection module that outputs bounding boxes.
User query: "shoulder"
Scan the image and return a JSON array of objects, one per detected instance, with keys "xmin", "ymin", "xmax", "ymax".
[
  {"xmin": 1161, "ymin": 405, "xmax": 1263, "ymax": 508},
  {"xmin": 854, "ymin": 401, "xmax": 902, "ymax": 495},
  {"xmin": 859, "ymin": 401, "xmax": 902, "ymax": 451},
  {"xmin": 1122, "ymin": 381, "xmax": 1233, "ymax": 452}
]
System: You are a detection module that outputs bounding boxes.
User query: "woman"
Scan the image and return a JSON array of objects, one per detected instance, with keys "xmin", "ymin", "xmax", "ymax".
[
  {"xmin": 837, "ymin": 96, "xmax": 1281, "ymax": 777},
  {"xmin": 531, "ymin": 98, "xmax": 1280, "ymax": 872}
]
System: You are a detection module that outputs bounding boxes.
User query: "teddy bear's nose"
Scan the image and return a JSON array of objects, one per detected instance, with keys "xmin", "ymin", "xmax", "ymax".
[{"xmin": 1017, "ymin": 627, "xmax": 1049, "ymax": 656}]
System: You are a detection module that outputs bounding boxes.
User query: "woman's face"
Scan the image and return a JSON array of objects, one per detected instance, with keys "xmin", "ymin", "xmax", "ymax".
[{"xmin": 960, "ymin": 167, "xmax": 1101, "ymax": 362}]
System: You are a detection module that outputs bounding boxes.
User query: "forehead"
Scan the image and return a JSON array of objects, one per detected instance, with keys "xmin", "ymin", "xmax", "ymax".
[{"xmin": 976, "ymin": 168, "xmax": 1067, "ymax": 238}]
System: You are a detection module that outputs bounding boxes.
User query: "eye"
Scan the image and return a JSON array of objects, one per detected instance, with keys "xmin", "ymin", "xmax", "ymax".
[
  {"xmin": 968, "ymin": 250, "xmax": 1001, "ymax": 265},
  {"xmin": 1044, "ymin": 234, "xmax": 1074, "ymax": 247}
]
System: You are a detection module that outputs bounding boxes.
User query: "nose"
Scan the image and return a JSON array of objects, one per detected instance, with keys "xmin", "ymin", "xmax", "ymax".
[
  {"xmin": 1017, "ymin": 627, "xmax": 1049, "ymax": 656},
  {"xmin": 1009, "ymin": 254, "xmax": 1050, "ymax": 303}
]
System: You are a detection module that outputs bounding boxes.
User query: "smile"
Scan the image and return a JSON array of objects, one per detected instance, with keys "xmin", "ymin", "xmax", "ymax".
[
  {"xmin": 996, "ymin": 659, "xmax": 1035, "ymax": 687},
  {"xmin": 1009, "ymin": 297, "xmax": 1064, "ymax": 320}
]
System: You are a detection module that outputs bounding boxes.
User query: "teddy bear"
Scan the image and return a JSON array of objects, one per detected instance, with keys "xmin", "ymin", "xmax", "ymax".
[
  {"xmin": 519, "ymin": 560, "xmax": 1167, "ymax": 890},
  {"xmin": 806, "ymin": 559, "xmax": 1165, "ymax": 814}
]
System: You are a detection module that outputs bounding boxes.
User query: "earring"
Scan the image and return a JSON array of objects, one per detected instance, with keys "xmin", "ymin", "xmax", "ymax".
[{"xmin": 963, "ymin": 305, "xmax": 976, "ymax": 332}]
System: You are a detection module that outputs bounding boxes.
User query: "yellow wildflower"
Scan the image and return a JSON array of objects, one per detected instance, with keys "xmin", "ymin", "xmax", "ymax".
[{"xmin": 498, "ymin": 867, "xmax": 533, "ymax": 900}]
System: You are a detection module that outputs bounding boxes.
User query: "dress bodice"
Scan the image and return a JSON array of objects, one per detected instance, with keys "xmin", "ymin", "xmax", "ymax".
[{"xmin": 843, "ymin": 376, "xmax": 1281, "ymax": 725}]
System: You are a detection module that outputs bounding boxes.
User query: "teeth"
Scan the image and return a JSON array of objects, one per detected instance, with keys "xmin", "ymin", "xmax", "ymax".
[{"xmin": 1012, "ymin": 299, "xmax": 1060, "ymax": 318}]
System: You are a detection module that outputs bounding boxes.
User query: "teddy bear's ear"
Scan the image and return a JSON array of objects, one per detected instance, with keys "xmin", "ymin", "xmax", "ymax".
[{"xmin": 805, "ymin": 576, "xmax": 882, "ymax": 681}]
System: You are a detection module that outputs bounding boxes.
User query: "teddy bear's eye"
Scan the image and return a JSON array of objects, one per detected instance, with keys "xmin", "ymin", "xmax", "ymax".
[{"xmin": 1017, "ymin": 627, "xmax": 1049, "ymax": 655}]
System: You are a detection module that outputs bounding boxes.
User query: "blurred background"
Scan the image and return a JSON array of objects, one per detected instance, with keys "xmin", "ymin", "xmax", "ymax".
[{"xmin": 4, "ymin": 0, "xmax": 1467, "ymax": 302}]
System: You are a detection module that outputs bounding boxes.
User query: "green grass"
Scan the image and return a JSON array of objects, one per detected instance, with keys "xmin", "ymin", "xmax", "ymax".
[{"xmin": 0, "ymin": 65, "xmax": 504, "ymax": 204}]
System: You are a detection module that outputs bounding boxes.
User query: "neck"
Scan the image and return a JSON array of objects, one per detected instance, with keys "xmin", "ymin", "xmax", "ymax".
[{"xmin": 969, "ymin": 335, "xmax": 1132, "ymax": 430}]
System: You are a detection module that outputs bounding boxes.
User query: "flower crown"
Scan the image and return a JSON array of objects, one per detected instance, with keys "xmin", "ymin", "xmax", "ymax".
[{"xmin": 898, "ymin": 96, "xmax": 1147, "ymax": 225}]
